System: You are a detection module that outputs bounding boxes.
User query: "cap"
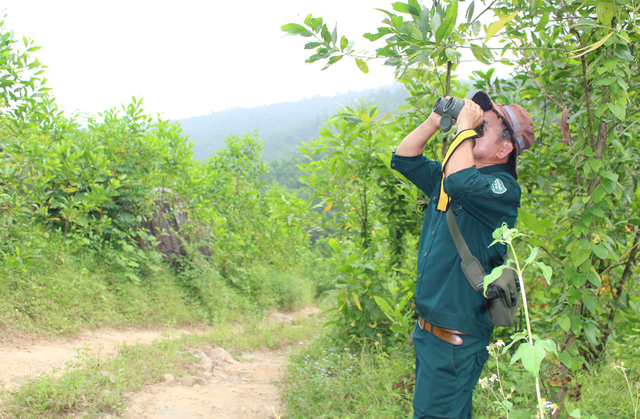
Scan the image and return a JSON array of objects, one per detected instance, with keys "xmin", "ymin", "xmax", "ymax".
[{"xmin": 471, "ymin": 91, "xmax": 535, "ymax": 156}]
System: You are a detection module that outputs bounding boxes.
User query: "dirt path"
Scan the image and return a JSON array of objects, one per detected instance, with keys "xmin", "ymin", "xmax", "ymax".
[
  {"xmin": 0, "ymin": 308, "xmax": 318, "ymax": 418},
  {"xmin": 121, "ymin": 347, "xmax": 286, "ymax": 419},
  {"xmin": 0, "ymin": 327, "xmax": 204, "ymax": 392}
]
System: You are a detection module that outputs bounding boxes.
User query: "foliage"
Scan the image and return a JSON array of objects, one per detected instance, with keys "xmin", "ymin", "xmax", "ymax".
[
  {"xmin": 0, "ymin": 14, "xmax": 315, "ymax": 341},
  {"xmin": 284, "ymin": 0, "xmax": 640, "ymax": 413}
]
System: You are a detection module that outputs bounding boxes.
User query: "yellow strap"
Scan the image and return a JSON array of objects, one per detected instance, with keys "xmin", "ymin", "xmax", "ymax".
[{"xmin": 436, "ymin": 130, "xmax": 479, "ymax": 212}]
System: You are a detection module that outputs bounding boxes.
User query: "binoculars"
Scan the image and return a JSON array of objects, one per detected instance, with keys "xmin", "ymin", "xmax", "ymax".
[{"xmin": 432, "ymin": 97, "xmax": 484, "ymax": 135}]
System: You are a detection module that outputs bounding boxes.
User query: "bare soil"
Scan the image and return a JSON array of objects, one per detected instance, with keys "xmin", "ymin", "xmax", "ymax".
[
  {"xmin": 0, "ymin": 308, "xmax": 319, "ymax": 418},
  {"xmin": 121, "ymin": 348, "xmax": 285, "ymax": 419},
  {"xmin": 0, "ymin": 327, "xmax": 203, "ymax": 393}
]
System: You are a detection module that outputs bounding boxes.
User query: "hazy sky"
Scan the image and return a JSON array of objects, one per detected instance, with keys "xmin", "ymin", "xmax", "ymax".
[
  {"xmin": 2, "ymin": 0, "xmax": 406, "ymax": 119},
  {"xmin": 2, "ymin": 1, "xmax": 504, "ymax": 120}
]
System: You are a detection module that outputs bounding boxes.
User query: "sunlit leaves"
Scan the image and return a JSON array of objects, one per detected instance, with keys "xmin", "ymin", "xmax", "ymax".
[
  {"xmin": 281, "ymin": 23, "xmax": 313, "ymax": 37},
  {"xmin": 435, "ymin": 0, "xmax": 458, "ymax": 43},
  {"xmin": 485, "ymin": 11, "xmax": 518, "ymax": 42},
  {"xmin": 355, "ymin": 58, "xmax": 369, "ymax": 74}
]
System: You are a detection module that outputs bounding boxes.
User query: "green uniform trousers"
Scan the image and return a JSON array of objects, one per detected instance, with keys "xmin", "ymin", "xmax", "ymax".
[{"xmin": 412, "ymin": 322, "xmax": 489, "ymax": 419}]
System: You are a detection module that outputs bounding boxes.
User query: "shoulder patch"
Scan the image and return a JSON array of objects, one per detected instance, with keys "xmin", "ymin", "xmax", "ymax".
[{"xmin": 490, "ymin": 178, "xmax": 507, "ymax": 194}]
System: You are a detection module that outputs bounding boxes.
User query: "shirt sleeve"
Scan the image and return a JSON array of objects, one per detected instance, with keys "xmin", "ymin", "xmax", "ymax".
[
  {"xmin": 443, "ymin": 167, "xmax": 520, "ymax": 227},
  {"xmin": 390, "ymin": 153, "xmax": 442, "ymax": 197}
]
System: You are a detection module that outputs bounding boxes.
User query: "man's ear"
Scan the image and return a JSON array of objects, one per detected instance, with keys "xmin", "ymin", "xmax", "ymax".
[{"xmin": 497, "ymin": 140, "xmax": 514, "ymax": 160}]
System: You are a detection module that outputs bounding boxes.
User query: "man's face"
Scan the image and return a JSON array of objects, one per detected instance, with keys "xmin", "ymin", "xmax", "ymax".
[{"xmin": 472, "ymin": 109, "xmax": 511, "ymax": 165}]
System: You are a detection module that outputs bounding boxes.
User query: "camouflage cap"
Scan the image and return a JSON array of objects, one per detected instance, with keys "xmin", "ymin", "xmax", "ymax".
[{"xmin": 472, "ymin": 91, "xmax": 535, "ymax": 156}]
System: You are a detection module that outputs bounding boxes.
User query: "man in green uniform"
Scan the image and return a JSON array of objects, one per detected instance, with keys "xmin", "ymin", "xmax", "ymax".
[{"xmin": 390, "ymin": 91, "xmax": 535, "ymax": 419}]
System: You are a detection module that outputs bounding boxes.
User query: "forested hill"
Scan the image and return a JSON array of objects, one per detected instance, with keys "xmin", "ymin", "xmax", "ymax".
[{"xmin": 178, "ymin": 84, "xmax": 408, "ymax": 162}]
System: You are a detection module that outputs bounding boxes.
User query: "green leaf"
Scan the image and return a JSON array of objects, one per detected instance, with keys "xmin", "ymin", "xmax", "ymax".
[
  {"xmin": 511, "ymin": 341, "xmax": 546, "ymax": 377},
  {"xmin": 471, "ymin": 44, "xmax": 493, "ymax": 64},
  {"xmin": 328, "ymin": 238, "xmax": 340, "ymax": 252},
  {"xmin": 392, "ymin": 2, "xmax": 421, "ymax": 17},
  {"xmin": 472, "ymin": 20, "xmax": 481, "ymax": 36},
  {"xmin": 570, "ymin": 316, "xmax": 582, "ymax": 334},
  {"xmin": 465, "ymin": 0, "xmax": 475, "ymax": 23},
  {"xmin": 485, "ymin": 11, "xmax": 518, "ymax": 42},
  {"xmin": 569, "ymin": 408, "xmax": 582, "ymax": 418},
  {"xmin": 518, "ymin": 209, "xmax": 546, "ymax": 235},
  {"xmin": 373, "ymin": 295, "xmax": 393, "ymax": 314},
  {"xmin": 435, "ymin": 0, "xmax": 458, "ymax": 43},
  {"xmin": 583, "ymin": 323, "xmax": 599, "ymax": 347},
  {"xmin": 281, "ymin": 23, "xmax": 313, "ymax": 37},
  {"xmin": 391, "ymin": 15, "xmax": 404, "ymax": 31},
  {"xmin": 322, "ymin": 54, "xmax": 344, "ymax": 70},
  {"xmin": 340, "ymin": 36, "xmax": 348, "ymax": 51},
  {"xmin": 419, "ymin": 7, "xmax": 431, "ymax": 37},
  {"xmin": 570, "ymin": 245, "xmax": 591, "ymax": 267},
  {"xmin": 558, "ymin": 316, "xmax": 571, "ymax": 332},
  {"xmin": 592, "ymin": 185, "xmax": 605, "ymax": 203},
  {"xmin": 587, "ymin": 270, "xmax": 602, "ymax": 288},
  {"xmin": 535, "ymin": 338, "xmax": 558, "ymax": 357},
  {"xmin": 591, "ymin": 242, "xmax": 609, "ymax": 259},
  {"xmin": 304, "ymin": 42, "xmax": 322, "ymax": 50},
  {"xmin": 558, "ymin": 351, "xmax": 573, "ymax": 369},
  {"xmin": 608, "ymin": 103, "xmax": 626, "ymax": 120},
  {"xmin": 534, "ymin": 261, "xmax": 552, "ymax": 285},
  {"xmin": 571, "ymin": 272, "xmax": 587, "ymax": 288},
  {"xmin": 614, "ymin": 44, "xmax": 634, "ymax": 61},
  {"xmin": 445, "ymin": 48, "xmax": 461, "ymax": 62},
  {"xmin": 483, "ymin": 265, "xmax": 509, "ymax": 297},
  {"xmin": 583, "ymin": 292, "xmax": 595, "ymax": 313},
  {"xmin": 587, "ymin": 158, "xmax": 602, "ymax": 173},
  {"xmin": 355, "ymin": 58, "xmax": 369, "ymax": 74},
  {"xmin": 524, "ymin": 245, "xmax": 539, "ymax": 264}
]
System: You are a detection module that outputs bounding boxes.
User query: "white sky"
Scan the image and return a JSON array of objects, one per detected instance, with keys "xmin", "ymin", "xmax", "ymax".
[{"xmin": 2, "ymin": 0, "xmax": 506, "ymax": 120}]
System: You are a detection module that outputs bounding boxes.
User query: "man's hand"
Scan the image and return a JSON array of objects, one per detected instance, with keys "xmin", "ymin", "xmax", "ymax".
[{"xmin": 456, "ymin": 99, "xmax": 484, "ymax": 134}]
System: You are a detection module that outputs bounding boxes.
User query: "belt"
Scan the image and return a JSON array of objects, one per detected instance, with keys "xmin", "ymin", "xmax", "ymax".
[{"xmin": 418, "ymin": 317, "xmax": 466, "ymax": 346}]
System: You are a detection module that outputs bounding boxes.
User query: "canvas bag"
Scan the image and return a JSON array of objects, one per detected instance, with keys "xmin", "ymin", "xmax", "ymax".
[{"xmin": 446, "ymin": 209, "xmax": 520, "ymax": 327}]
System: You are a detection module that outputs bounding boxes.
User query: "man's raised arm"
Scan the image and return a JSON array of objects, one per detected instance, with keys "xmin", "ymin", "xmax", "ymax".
[{"xmin": 395, "ymin": 113, "xmax": 441, "ymax": 157}]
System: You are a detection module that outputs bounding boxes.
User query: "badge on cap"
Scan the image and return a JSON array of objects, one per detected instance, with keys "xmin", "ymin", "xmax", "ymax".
[{"xmin": 490, "ymin": 178, "xmax": 507, "ymax": 194}]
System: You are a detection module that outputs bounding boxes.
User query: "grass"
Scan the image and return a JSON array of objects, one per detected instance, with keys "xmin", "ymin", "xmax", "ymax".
[
  {"xmin": 279, "ymin": 337, "xmax": 415, "ymax": 419},
  {"xmin": 278, "ymin": 332, "xmax": 640, "ymax": 419},
  {"xmin": 0, "ymin": 253, "xmax": 209, "ymax": 338},
  {"xmin": 0, "ymin": 247, "xmax": 315, "ymax": 340},
  {"xmin": 0, "ymin": 310, "xmax": 321, "ymax": 418}
]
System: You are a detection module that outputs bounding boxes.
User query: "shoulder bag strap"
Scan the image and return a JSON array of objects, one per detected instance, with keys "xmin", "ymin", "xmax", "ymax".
[{"xmin": 446, "ymin": 208, "xmax": 486, "ymax": 292}]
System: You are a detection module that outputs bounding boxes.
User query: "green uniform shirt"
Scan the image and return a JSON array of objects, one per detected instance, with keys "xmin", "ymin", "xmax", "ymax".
[{"xmin": 391, "ymin": 152, "xmax": 521, "ymax": 339}]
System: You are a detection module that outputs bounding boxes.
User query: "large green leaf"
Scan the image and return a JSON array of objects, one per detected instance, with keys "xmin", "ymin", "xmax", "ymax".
[
  {"xmin": 485, "ymin": 11, "xmax": 518, "ymax": 42},
  {"xmin": 511, "ymin": 341, "xmax": 546, "ymax": 377},
  {"xmin": 281, "ymin": 23, "xmax": 313, "ymax": 37},
  {"xmin": 392, "ymin": 2, "xmax": 421, "ymax": 17},
  {"xmin": 435, "ymin": 0, "xmax": 458, "ymax": 43},
  {"xmin": 570, "ymin": 245, "xmax": 591, "ymax": 267},
  {"xmin": 355, "ymin": 58, "xmax": 369, "ymax": 74},
  {"xmin": 518, "ymin": 209, "xmax": 546, "ymax": 235}
]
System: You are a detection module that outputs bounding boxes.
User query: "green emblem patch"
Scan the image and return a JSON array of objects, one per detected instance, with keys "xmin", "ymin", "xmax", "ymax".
[{"xmin": 490, "ymin": 178, "xmax": 507, "ymax": 194}]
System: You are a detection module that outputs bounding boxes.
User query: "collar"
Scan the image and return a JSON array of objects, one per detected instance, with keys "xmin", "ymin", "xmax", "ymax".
[{"xmin": 478, "ymin": 164, "xmax": 510, "ymax": 175}]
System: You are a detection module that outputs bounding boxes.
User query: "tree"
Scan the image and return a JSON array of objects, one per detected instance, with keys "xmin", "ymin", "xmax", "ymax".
[{"xmin": 284, "ymin": 0, "xmax": 639, "ymax": 414}]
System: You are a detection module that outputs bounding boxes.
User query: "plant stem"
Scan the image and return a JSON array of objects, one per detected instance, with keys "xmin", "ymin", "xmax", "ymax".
[{"xmin": 509, "ymin": 240, "xmax": 545, "ymax": 419}]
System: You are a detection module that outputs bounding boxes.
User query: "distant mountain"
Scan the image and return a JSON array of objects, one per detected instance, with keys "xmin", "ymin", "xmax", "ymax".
[{"xmin": 178, "ymin": 84, "xmax": 409, "ymax": 162}]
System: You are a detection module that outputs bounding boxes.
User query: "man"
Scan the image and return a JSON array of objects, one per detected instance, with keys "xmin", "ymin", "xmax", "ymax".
[{"xmin": 391, "ymin": 91, "xmax": 535, "ymax": 419}]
